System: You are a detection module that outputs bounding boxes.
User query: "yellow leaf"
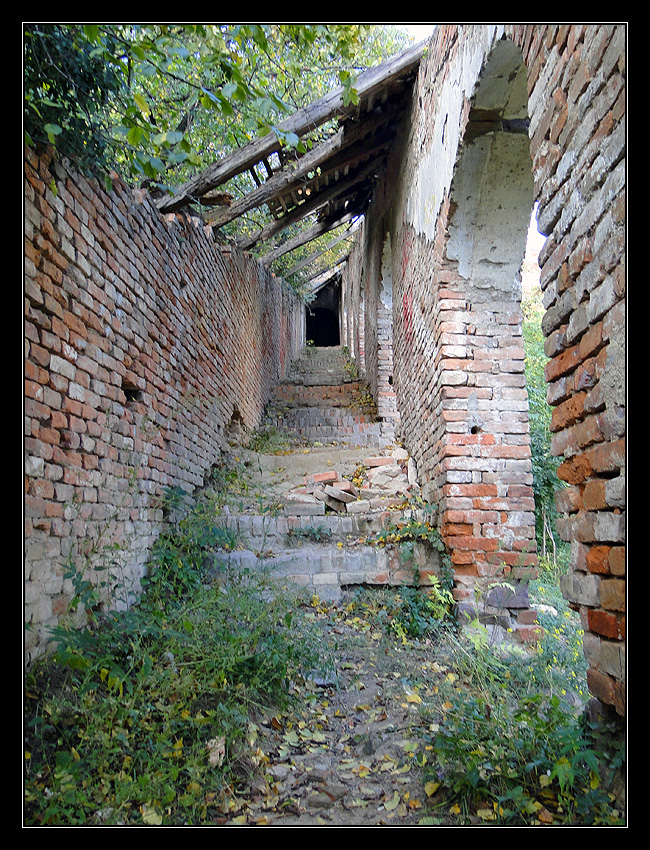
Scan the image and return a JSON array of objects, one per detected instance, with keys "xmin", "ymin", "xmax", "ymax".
[
  {"xmin": 450, "ymin": 803, "xmax": 461, "ymax": 815},
  {"xmin": 141, "ymin": 805, "xmax": 163, "ymax": 825},
  {"xmin": 406, "ymin": 692, "xmax": 422, "ymax": 704},
  {"xmin": 425, "ymin": 781, "xmax": 440, "ymax": 797},
  {"xmin": 384, "ymin": 791, "xmax": 401, "ymax": 811},
  {"xmin": 477, "ymin": 808, "xmax": 496, "ymax": 820}
]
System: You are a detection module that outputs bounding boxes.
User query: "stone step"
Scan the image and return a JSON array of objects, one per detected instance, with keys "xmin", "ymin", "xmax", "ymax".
[
  {"xmin": 271, "ymin": 380, "xmax": 367, "ymax": 407},
  {"xmin": 204, "ymin": 534, "xmax": 442, "ymax": 602},
  {"xmin": 214, "ymin": 506, "xmax": 428, "ymax": 545}
]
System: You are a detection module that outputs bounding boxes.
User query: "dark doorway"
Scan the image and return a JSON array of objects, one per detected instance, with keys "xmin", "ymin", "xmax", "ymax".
[
  {"xmin": 306, "ymin": 306, "xmax": 340, "ymax": 346},
  {"xmin": 306, "ymin": 277, "xmax": 341, "ymax": 347}
]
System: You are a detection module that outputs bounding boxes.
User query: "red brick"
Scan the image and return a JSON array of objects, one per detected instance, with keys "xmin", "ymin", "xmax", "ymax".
[
  {"xmin": 586, "ymin": 545, "xmax": 611, "ymax": 574},
  {"xmin": 587, "ymin": 609, "xmax": 624, "ymax": 639}
]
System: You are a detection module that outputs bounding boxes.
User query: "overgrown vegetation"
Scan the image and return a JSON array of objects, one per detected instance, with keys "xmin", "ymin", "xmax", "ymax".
[
  {"xmin": 414, "ymin": 572, "xmax": 624, "ymax": 825},
  {"xmin": 24, "ymin": 259, "xmax": 624, "ymax": 826},
  {"xmin": 23, "ymin": 491, "xmax": 331, "ymax": 826},
  {"xmin": 23, "ymin": 25, "xmax": 409, "ymax": 195},
  {"xmin": 522, "ymin": 286, "xmax": 569, "ymax": 568}
]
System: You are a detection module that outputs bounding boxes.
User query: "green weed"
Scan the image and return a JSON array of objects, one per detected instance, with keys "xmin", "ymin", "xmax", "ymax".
[
  {"xmin": 286, "ymin": 525, "xmax": 332, "ymax": 545},
  {"xmin": 418, "ymin": 605, "xmax": 624, "ymax": 825},
  {"xmin": 24, "ymin": 496, "xmax": 329, "ymax": 826}
]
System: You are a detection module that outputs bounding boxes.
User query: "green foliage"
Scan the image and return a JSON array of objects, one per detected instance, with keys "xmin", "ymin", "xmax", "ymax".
[
  {"xmin": 417, "ymin": 576, "xmax": 624, "ymax": 825},
  {"xmin": 386, "ymin": 581, "xmax": 455, "ymax": 640},
  {"xmin": 370, "ymin": 512, "xmax": 453, "ymax": 587},
  {"xmin": 286, "ymin": 525, "xmax": 332, "ymax": 545},
  {"xmin": 24, "ymin": 24, "xmax": 123, "ymax": 175},
  {"xmin": 24, "ymin": 496, "xmax": 327, "ymax": 826},
  {"xmin": 24, "ymin": 24, "xmax": 404, "ymax": 189},
  {"xmin": 522, "ymin": 291, "xmax": 568, "ymax": 558}
]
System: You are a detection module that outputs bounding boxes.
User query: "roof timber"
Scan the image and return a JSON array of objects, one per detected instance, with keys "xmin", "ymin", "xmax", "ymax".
[
  {"xmin": 235, "ymin": 154, "xmax": 382, "ymax": 252},
  {"xmin": 282, "ymin": 219, "xmax": 361, "ymax": 277},
  {"xmin": 155, "ymin": 39, "xmax": 426, "ymax": 218},
  {"xmin": 202, "ymin": 106, "xmax": 396, "ymax": 231},
  {"xmin": 259, "ymin": 212, "xmax": 359, "ymax": 267}
]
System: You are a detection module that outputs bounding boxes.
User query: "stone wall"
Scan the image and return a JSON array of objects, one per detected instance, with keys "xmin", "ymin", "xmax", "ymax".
[
  {"xmin": 349, "ymin": 25, "xmax": 625, "ymax": 715},
  {"xmin": 24, "ymin": 147, "xmax": 304, "ymax": 664}
]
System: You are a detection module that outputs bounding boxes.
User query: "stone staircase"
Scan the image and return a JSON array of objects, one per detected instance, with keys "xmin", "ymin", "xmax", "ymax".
[
  {"xmin": 203, "ymin": 346, "xmax": 444, "ymax": 601},
  {"xmin": 265, "ymin": 346, "xmax": 389, "ymax": 448}
]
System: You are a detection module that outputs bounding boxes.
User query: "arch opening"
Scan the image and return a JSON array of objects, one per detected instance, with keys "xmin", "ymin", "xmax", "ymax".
[
  {"xmin": 305, "ymin": 277, "xmax": 341, "ymax": 347},
  {"xmin": 435, "ymin": 37, "xmax": 541, "ymax": 634},
  {"xmin": 447, "ymin": 38, "xmax": 534, "ymax": 304}
]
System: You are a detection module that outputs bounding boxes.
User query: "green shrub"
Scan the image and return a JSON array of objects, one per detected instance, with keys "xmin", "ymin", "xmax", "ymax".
[{"xmin": 24, "ymin": 497, "xmax": 328, "ymax": 826}]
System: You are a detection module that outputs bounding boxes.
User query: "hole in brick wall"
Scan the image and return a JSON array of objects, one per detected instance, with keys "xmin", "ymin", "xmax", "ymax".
[
  {"xmin": 470, "ymin": 425, "xmax": 480, "ymax": 434},
  {"xmin": 122, "ymin": 379, "xmax": 143, "ymax": 405},
  {"xmin": 388, "ymin": 375, "xmax": 394, "ymax": 385},
  {"xmin": 225, "ymin": 406, "xmax": 244, "ymax": 445}
]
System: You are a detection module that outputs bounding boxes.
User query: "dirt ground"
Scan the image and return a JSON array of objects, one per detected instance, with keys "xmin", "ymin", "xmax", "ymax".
[{"xmin": 222, "ymin": 598, "xmax": 456, "ymax": 827}]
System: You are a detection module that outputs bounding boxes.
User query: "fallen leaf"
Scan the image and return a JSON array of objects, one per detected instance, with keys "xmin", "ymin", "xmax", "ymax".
[
  {"xmin": 538, "ymin": 807, "xmax": 554, "ymax": 824},
  {"xmin": 140, "ymin": 804, "xmax": 163, "ymax": 825},
  {"xmin": 425, "ymin": 781, "xmax": 440, "ymax": 797},
  {"xmin": 384, "ymin": 791, "xmax": 401, "ymax": 811},
  {"xmin": 477, "ymin": 807, "xmax": 496, "ymax": 820},
  {"xmin": 207, "ymin": 736, "xmax": 226, "ymax": 767}
]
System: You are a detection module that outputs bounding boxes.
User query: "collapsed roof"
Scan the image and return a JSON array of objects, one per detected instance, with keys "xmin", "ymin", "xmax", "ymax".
[{"xmin": 155, "ymin": 40, "xmax": 426, "ymax": 276}]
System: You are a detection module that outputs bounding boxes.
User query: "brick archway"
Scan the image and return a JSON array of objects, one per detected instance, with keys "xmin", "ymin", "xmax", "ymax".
[{"xmin": 351, "ymin": 24, "xmax": 625, "ymax": 718}]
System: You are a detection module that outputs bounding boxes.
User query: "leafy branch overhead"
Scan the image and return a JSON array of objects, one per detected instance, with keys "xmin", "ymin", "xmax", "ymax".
[{"xmin": 24, "ymin": 24, "xmax": 407, "ymax": 189}]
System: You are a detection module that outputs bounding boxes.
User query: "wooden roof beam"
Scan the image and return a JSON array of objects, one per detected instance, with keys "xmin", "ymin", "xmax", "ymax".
[
  {"xmin": 204, "ymin": 106, "xmax": 395, "ymax": 230},
  {"xmin": 260, "ymin": 213, "xmax": 358, "ymax": 266},
  {"xmin": 155, "ymin": 40, "xmax": 426, "ymax": 212},
  {"xmin": 283, "ymin": 220, "xmax": 361, "ymax": 277},
  {"xmin": 235, "ymin": 155, "xmax": 383, "ymax": 251}
]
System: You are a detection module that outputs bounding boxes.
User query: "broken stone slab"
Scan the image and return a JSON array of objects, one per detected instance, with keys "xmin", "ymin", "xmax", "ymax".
[
  {"xmin": 304, "ymin": 470, "xmax": 340, "ymax": 487},
  {"xmin": 333, "ymin": 479, "xmax": 359, "ymax": 497},
  {"xmin": 370, "ymin": 496, "xmax": 408, "ymax": 509},
  {"xmin": 324, "ymin": 494, "xmax": 347, "ymax": 513},
  {"xmin": 346, "ymin": 499, "xmax": 372, "ymax": 514},
  {"xmin": 367, "ymin": 472, "xmax": 392, "ymax": 488},
  {"xmin": 284, "ymin": 501, "xmax": 326, "ymax": 516},
  {"xmin": 324, "ymin": 484, "xmax": 357, "ymax": 503},
  {"xmin": 286, "ymin": 488, "xmax": 318, "ymax": 501},
  {"xmin": 391, "ymin": 447, "xmax": 409, "ymax": 461},
  {"xmin": 485, "ymin": 583, "xmax": 530, "ymax": 610},
  {"xmin": 379, "ymin": 464, "xmax": 404, "ymax": 478},
  {"xmin": 364, "ymin": 456, "xmax": 398, "ymax": 467}
]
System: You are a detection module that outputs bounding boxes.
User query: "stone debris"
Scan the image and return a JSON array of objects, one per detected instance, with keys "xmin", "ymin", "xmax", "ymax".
[{"xmin": 283, "ymin": 447, "xmax": 418, "ymax": 516}]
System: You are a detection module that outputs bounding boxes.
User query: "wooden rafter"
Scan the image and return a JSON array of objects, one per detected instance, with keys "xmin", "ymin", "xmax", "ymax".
[
  {"xmin": 283, "ymin": 220, "xmax": 361, "ymax": 278},
  {"xmin": 259, "ymin": 212, "xmax": 359, "ymax": 266},
  {"xmin": 235, "ymin": 154, "xmax": 383, "ymax": 252},
  {"xmin": 155, "ymin": 40, "xmax": 426, "ymax": 214}
]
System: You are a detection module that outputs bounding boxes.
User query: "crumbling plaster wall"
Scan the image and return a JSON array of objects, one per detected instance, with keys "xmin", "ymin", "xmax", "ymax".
[
  {"xmin": 352, "ymin": 24, "xmax": 626, "ymax": 716},
  {"xmin": 24, "ymin": 147, "xmax": 304, "ymax": 664}
]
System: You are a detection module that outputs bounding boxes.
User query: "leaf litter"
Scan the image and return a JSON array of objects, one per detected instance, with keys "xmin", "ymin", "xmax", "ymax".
[{"xmin": 215, "ymin": 593, "xmax": 456, "ymax": 826}]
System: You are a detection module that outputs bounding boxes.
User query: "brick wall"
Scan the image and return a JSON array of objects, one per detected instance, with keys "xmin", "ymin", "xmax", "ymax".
[
  {"xmin": 24, "ymin": 147, "xmax": 303, "ymax": 664},
  {"xmin": 347, "ymin": 25, "xmax": 625, "ymax": 715}
]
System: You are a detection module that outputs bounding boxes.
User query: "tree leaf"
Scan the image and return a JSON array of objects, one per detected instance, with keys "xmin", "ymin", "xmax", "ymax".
[{"xmin": 133, "ymin": 93, "xmax": 150, "ymax": 116}]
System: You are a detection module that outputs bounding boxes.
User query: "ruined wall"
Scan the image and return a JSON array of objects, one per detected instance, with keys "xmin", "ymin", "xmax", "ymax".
[
  {"xmin": 354, "ymin": 24, "xmax": 625, "ymax": 715},
  {"xmin": 24, "ymin": 147, "xmax": 304, "ymax": 663}
]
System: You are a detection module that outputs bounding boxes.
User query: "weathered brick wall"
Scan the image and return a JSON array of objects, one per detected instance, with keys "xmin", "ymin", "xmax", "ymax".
[
  {"xmin": 523, "ymin": 24, "xmax": 626, "ymax": 716},
  {"xmin": 24, "ymin": 147, "xmax": 303, "ymax": 664},
  {"xmin": 349, "ymin": 25, "xmax": 625, "ymax": 715}
]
